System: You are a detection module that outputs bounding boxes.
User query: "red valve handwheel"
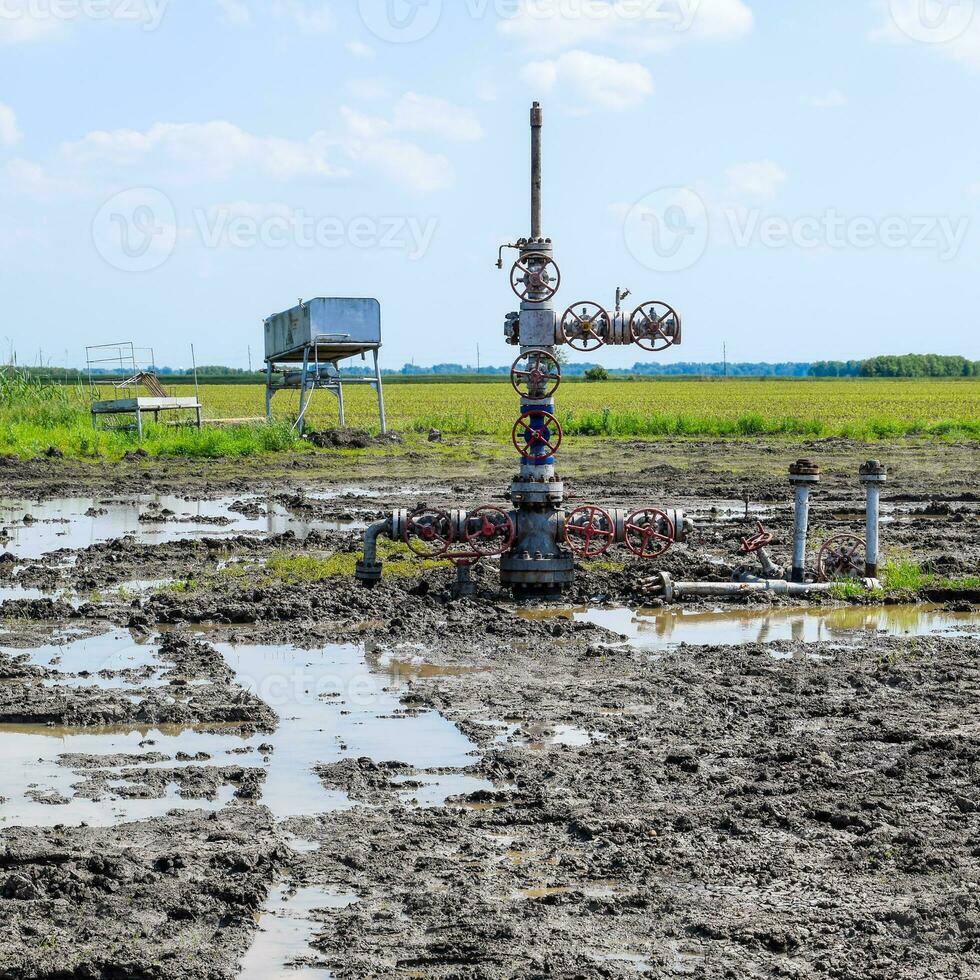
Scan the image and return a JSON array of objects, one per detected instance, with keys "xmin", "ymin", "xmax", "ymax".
[
  {"xmin": 512, "ymin": 410, "xmax": 563, "ymax": 461},
  {"xmin": 817, "ymin": 534, "xmax": 866, "ymax": 582},
  {"xmin": 624, "ymin": 508, "xmax": 675, "ymax": 559},
  {"xmin": 404, "ymin": 510, "xmax": 454, "ymax": 558},
  {"xmin": 510, "ymin": 253, "xmax": 561, "ymax": 304},
  {"xmin": 630, "ymin": 301, "xmax": 682, "ymax": 353},
  {"xmin": 464, "ymin": 506, "xmax": 516, "ymax": 558},
  {"xmin": 565, "ymin": 505, "xmax": 616, "ymax": 558},
  {"xmin": 740, "ymin": 521, "xmax": 774, "ymax": 555},
  {"xmin": 561, "ymin": 302, "xmax": 609, "ymax": 353},
  {"xmin": 511, "ymin": 350, "xmax": 562, "ymax": 399}
]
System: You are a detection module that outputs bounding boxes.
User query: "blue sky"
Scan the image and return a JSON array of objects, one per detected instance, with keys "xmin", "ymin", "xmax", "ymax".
[{"xmin": 1, "ymin": 0, "xmax": 978, "ymax": 370}]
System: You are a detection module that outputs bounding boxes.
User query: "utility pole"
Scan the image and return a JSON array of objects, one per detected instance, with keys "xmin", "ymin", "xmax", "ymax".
[
  {"xmin": 247, "ymin": 346, "xmax": 252, "ymax": 373},
  {"xmin": 477, "ymin": 344, "xmax": 481, "ymax": 375},
  {"xmin": 723, "ymin": 343, "xmax": 728, "ymax": 378}
]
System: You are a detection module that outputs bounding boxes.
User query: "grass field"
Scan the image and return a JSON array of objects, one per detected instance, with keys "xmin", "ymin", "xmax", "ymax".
[
  {"xmin": 1, "ymin": 375, "xmax": 977, "ymax": 460},
  {"xmin": 211, "ymin": 378, "xmax": 980, "ymax": 440}
]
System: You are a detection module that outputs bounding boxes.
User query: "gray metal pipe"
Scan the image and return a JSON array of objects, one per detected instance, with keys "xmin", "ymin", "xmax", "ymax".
[
  {"xmin": 860, "ymin": 461, "xmax": 887, "ymax": 578},
  {"xmin": 674, "ymin": 580, "xmax": 834, "ymax": 598},
  {"xmin": 788, "ymin": 461, "xmax": 820, "ymax": 584},
  {"xmin": 531, "ymin": 102, "xmax": 543, "ymax": 239},
  {"xmin": 355, "ymin": 517, "xmax": 393, "ymax": 587}
]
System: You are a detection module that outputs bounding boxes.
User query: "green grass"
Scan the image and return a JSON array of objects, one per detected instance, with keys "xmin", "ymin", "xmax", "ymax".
[
  {"xmin": 3, "ymin": 370, "xmax": 980, "ymax": 460},
  {"xmin": 831, "ymin": 558, "xmax": 980, "ymax": 601}
]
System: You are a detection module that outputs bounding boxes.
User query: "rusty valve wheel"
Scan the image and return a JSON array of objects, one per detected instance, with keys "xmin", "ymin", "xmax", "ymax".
[
  {"xmin": 817, "ymin": 534, "xmax": 867, "ymax": 582},
  {"xmin": 464, "ymin": 507, "xmax": 516, "ymax": 558},
  {"xmin": 561, "ymin": 302, "xmax": 609, "ymax": 353},
  {"xmin": 510, "ymin": 253, "xmax": 561, "ymax": 304},
  {"xmin": 624, "ymin": 509, "xmax": 676, "ymax": 559},
  {"xmin": 404, "ymin": 510, "xmax": 454, "ymax": 558},
  {"xmin": 740, "ymin": 521, "xmax": 774, "ymax": 555},
  {"xmin": 565, "ymin": 505, "xmax": 616, "ymax": 558},
  {"xmin": 511, "ymin": 349, "xmax": 562, "ymax": 399},
  {"xmin": 512, "ymin": 410, "xmax": 563, "ymax": 461},
  {"xmin": 630, "ymin": 301, "xmax": 682, "ymax": 353}
]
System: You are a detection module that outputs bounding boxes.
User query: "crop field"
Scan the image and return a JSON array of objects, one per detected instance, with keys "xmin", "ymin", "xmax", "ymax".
[
  {"xmin": 206, "ymin": 378, "xmax": 980, "ymax": 440},
  {"xmin": 2, "ymin": 376, "xmax": 977, "ymax": 460}
]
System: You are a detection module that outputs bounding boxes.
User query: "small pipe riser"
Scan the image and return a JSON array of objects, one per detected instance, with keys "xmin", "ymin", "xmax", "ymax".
[{"xmin": 791, "ymin": 485, "xmax": 812, "ymax": 584}]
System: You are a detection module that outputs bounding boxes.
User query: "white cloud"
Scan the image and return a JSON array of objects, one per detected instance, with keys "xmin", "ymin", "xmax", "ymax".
[
  {"xmin": 0, "ymin": 159, "xmax": 82, "ymax": 202},
  {"xmin": 0, "ymin": 0, "xmax": 166, "ymax": 42},
  {"xmin": 809, "ymin": 89, "xmax": 847, "ymax": 109},
  {"xmin": 60, "ymin": 121, "xmax": 343, "ymax": 182},
  {"xmin": 871, "ymin": 0, "xmax": 980, "ymax": 69},
  {"xmin": 522, "ymin": 50, "xmax": 653, "ymax": 110},
  {"xmin": 341, "ymin": 94, "xmax": 483, "ymax": 143},
  {"xmin": 215, "ymin": 0, "xmax": 251, "ymax": 25},
  {"xmin": 726, "ymin": 161, "xmax": 787, "ymax": 201},
  {"xmin": 0, "ymin": 103, "xmax": 21, "ymax": 146},
  {"xmin": 343, "ymin": 135, "xmax": 452, "ymax": 193},
  {"xmin": 273, "ymin": 0, "xmax": 332, "ymax": 34},
  {"xmin": 346, "ymin": 40, "xmax": 375, "ymax": 58},
  {"xmin": 499, "ymin": 0, "xmax": 753, "ymax": 51}
]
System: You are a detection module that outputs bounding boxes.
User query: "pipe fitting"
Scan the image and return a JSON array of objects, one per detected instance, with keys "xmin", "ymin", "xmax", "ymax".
[{"xmin": 355, "ymin": 515, "xmax": 395, "ymax": 588}]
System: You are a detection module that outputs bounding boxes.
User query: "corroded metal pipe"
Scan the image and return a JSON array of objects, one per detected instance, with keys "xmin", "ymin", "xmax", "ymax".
[{"xmin": 531, "ymin": 102, "xmax": 543, "ymax": 240}]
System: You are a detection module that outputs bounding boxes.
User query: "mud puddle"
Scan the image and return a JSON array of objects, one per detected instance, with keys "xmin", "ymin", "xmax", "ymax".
[
  {"xmin": 520, "ymin": 603, "xmax": 980, "ymax": 648},
  {"xmin": 0, "ymin": 494, "xmax": 366, "ymax": 559},
  {"xmin": 238, "ymin": 884, "xmax": 357, "ymax": 980},
  {"xmin": 1, "ymin": 634, "xmax": 488, "ymax": 828}
]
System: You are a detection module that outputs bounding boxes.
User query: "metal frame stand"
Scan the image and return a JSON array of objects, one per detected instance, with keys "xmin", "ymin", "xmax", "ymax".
[{"xmin": 265, "ymin": 341, "xmax": 387, "ymax": 436}]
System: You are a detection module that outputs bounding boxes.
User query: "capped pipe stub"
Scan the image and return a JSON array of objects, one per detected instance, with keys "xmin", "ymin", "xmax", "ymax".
[
  {"xmin": 859, "ymin": 459, "xmax": 888, "ymax": 484},
  {"xmin": 789, "ymin": 459, "xmax": 821, "ymax": 484}
]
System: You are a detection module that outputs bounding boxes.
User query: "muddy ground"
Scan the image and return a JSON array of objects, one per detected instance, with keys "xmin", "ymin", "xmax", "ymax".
[{"xmin": 0, "ymin": 437, "xmax": 978, "ymax": 979}]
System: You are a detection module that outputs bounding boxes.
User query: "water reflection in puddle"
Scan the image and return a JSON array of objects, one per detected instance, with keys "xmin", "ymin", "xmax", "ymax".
[
  {"xmin": 0, "ymin": 635, "xmax": 488, "ymax": 828},
  {"xmin": 519, "ymin": 603, "xmax": 980, "ymax": 648},
  {"xmin": 238, "ymin": 884, "xmax": 357, "ymax": 980},
  {"xmin": 0, "ymin": 494, "xmax": 367, "ymax": 559}
]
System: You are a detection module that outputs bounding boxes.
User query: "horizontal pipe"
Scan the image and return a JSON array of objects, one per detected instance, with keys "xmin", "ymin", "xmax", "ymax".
[{"xmin": 671, "ymin": 580, "xmax": 834, "ymax": 598}]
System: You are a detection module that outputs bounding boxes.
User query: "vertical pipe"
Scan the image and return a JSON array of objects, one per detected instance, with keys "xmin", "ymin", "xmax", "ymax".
[
  {"xmin": 374, "ymin": 349, "xmax": 387, "ymax": 435},
  {"xmin": 789, "ymin": 461, "xmax": 820, "ymax": 584},
  {"xmin": 860, "ymin": 461, "xmax": 887, "ymax": 579},
  {"xmin": 265, "ymin": 362, "xmax": 273, "ymax": 420},
  {"xmin": 791, "ymin": 485, "xmax": 811, "ymax": 583},
  {"xmin": 530, "ymin": 102, "xmax": 543, "ymax": 240}
]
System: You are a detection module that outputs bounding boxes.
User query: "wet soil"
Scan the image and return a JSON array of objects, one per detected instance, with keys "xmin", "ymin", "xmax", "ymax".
[{"xmin": 0, "ymin": 437, "xmax": 978, "ymax": 978}]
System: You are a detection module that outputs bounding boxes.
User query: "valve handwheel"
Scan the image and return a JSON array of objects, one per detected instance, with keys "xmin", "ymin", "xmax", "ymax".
[
  {"xmin": 561, "ymin": 302, "xmax": 609, "ymax": 353},
  {"xmin": 464, "ymin": 506, "xmax": 516, "ymax": 558},
  {"xmin": 565, "ymin": 505, "xmax": 616, "ymax": 558},
  {"xmin": 510, "ymin": 253, "xmax": 561, "ymax": 304},
  {"xmin": 624, "ymin": 509, "xmax": 675, "ymax": 559},
  {"xmin": 512, "ymin": 410, "xmax": 563, "ymax": 461},
  {"xmin": 511, "ymin": 350, "xmax": 562, "ymax": 399},
  {"xmin": 817, "ymin": 534, "xmax": 866, "ymax": 582},
  {"xmin": 404, "ymin": 510, "xmax": 454, "ymax": 558},
  {"xmin": 740, "ymin": 521, "xmax": 774, "ymax": 555},
  {"xmin": 630, "ymin": 301, "xmax": 682, "ymax": 353}
]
